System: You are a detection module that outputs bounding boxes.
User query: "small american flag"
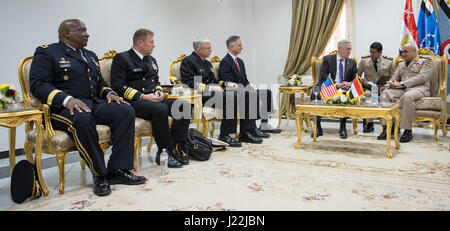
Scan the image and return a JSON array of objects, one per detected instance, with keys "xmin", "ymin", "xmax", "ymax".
[{"xmin": 320, "ymin": 75, "xmax": 338, "ymax": 101}]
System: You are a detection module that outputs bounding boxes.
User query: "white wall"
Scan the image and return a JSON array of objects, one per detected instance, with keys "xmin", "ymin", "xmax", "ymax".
[
  {"xmin": 0, "ymin": 0, "xmax": 407, "ymax": 152},
  {"xmin": 353, "ymin": 0, "xmax": 405, "ymax": 60}
]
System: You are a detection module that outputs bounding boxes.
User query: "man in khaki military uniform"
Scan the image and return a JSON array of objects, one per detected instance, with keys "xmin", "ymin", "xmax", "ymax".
[
  {"xmin": 357, "ymin": 42, "xmax": 395, "ymax": 133},
  {"xmin": 378, "ymin": 44, "xmax": 433, "ymax": 143}
]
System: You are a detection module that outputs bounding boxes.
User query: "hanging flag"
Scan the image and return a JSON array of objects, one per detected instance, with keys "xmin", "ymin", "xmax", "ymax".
[
  {"xmin": 347, "ymin": 76, "xmax": 365, "ymax": 102},
  {"xmin": 438, "ymin": 0, "xmax": 449, "ymax": 63},
  {"xmin": 320, "ymin": 75, "xmax": 338, "ymax": 101},
  {"xmin": 400, "ymin": 0, "xmax": 419, "ymax": 52},
  {"xmin": 418, "ymin": 0, "xmax": 441, "ymax": 55}
]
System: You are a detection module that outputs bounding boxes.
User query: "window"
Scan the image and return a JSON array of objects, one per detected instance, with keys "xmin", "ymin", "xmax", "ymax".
[{"xmin": 320, "ymin": 0, "xmax": 353, "ymax": 57}]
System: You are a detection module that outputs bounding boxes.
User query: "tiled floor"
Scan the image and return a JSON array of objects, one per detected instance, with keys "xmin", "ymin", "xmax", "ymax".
[{"xmin": 0, "ymin": 118, "xmax": 445, "ymax": 210}]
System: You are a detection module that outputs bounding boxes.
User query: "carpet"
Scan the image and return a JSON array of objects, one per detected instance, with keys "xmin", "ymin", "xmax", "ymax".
[{"xmin": 5, "ymin": 129, "xmax": 450, "ymax": 211}]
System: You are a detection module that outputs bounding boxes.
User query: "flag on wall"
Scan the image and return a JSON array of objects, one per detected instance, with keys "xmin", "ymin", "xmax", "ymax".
[
  {"xmin": 437, "ymin": 0, "xmax": 449, "ymax": 96},
  {"xmin": 418, "ymin": 0, "xmax": 441, "ymax": 55},
  {"xmin": 347, "ymin": 76, "xmax": 365, "ymax": 102},
  {"xmin": 400, "ymin": 0, "xmax": 419, "ymax": 52},
  {"xmin": 320, "ymin": 75, "xmax": 338, "ymax": 101}
]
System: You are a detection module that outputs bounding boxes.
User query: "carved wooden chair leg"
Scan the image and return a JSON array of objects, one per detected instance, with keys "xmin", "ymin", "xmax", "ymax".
[
  {"xmin": 146, "ymin": 136, "xmax": 154, "ymax": 153},
  {"xmin": 56, "ymin": 152, "xmax": 67, "ymax": 194},
  {"xmin": 210, "ymin": 123, "xmax": 215, "ymax": 137}
]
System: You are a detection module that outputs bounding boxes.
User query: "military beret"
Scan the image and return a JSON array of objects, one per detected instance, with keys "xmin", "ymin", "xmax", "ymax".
[{"xmin": 10, "ymin": 160, "xmax": 42, "ymax": 203}]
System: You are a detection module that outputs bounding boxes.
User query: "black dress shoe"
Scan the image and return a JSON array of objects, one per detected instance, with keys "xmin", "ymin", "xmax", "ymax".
[
  {"xmin": 250, "ymin": 128, "xmax": 270, "ymax": 138},
  {"xmin": 339, "ymin": 128, "xmax": 348, "ymax": 139},
  {"xmin": 377, "ymin": 129, "xmax": 387, "ymax": 140},
  {"xmin": 363, "ymin": 122, "xmax": 374, "ymax": 133},
  {"xmin": 166, "ymin": 145, "xmax": 188, "ymax": 165},
  {"xmin": 310, "ymin": 127, "xmax": 323, "ymax": 138},
  {"xmin": 156, "ymin": 149, "xmax": 183, "ymax": 168},
  {"xmin": 107, "ymin": 169, "xmax": 147, "ymax": 185},
  {"xmin": 93, "ymin": 176, "xmax": 111, "ymax": 196},
  {"xmin": 399, "ymin": 130, "xmax": 413, "ymax": 143},
  {"xmin": 218, "ymin": 134, "xmax": 242, "ymax": 147},
  {"xmin": 239, "ymin": 131, "xmax": 263, "ymax": 144},
  {"xmin": 260, "ymin": 123, "xmax": 281, "ymax": 133},
  {"xmin": 175, "ymin": 144, "xmax": 189, "ymax": 165}
]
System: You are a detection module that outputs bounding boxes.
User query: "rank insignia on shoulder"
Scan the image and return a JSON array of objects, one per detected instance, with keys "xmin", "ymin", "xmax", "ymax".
[{"xmin": 39, "ymin": 45, "xmax": 48, "ymax": 48}]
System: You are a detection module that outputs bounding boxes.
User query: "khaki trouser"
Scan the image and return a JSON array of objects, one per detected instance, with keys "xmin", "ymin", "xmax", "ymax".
[{"xmin": 381, "ymin": 88, "xmax": 427, "ymax": 130}]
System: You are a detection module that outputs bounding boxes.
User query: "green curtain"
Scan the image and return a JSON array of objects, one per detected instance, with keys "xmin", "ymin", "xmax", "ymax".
[{"xmin": 280, "ymin": 0, "xmax": 345, "ymax": 119}]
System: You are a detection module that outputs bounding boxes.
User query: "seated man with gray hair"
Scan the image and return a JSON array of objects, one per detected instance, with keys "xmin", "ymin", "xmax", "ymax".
[
  {"xmin": 180, "ymin": 37, "xmax": 264, "ymax": 147},
  {"xmin": 311, "ymin": 39, "xmax": 358, "ymax": 139},
  {"xmin": 377, "ymin": 44, "xmax": 433, "ymax": 143}
]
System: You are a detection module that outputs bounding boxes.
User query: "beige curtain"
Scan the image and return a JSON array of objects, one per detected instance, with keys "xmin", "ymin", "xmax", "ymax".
[
  {"xmin": 283, "ymin": 0, "xmax": 345, "ymax": 77},
  {"xmin": 279, "ymin": 0, "xmax": 344, "ymax": 119}
]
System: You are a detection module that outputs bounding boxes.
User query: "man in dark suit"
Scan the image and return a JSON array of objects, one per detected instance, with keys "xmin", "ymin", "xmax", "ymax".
[
  {"xmin": 29, "ymin": 19, "xmax": 146, "ymax": 197},
  {"xmin": 218, "ymin": 35, "xmax": 281, "ymax": 136},
  {"xmin": 180, "ymin": 37, "xmax": 264, "ymax": 146},
  {"xmin": 110, "ymin": 29, "xmax": 189, "ymax": 168},
  {"xmin": 312, "ymin": 39, "xmax": 358, "ymax": 139}
]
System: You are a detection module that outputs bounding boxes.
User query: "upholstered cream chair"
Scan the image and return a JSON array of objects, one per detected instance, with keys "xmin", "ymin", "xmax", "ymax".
[
  {"xmin": 18, "ymin": 57, "xmax": 113, "ymax": 194},
  {"xmin": 168, "ymin": 54, "xmax": 224, "ymax": 137},
  {"xmin": 394, "ymin": 48, "xmax": 448, "ymax": 141},
  {"xmin": 311, "ymin": 50, "xmax": 359, "ymax": 131}
]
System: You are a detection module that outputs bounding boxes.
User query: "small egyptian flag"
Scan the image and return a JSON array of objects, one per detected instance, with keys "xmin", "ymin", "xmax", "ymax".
[{"xmin": 347, "ymin": 76, "xmax": 365, "ymax": 102}]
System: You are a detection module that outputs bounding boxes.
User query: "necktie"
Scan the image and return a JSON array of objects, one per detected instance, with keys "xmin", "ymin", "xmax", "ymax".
[
  {"xmin": 374, "ymin": 60, "xmax": 378, "ymax": 72},
  {"xmin": 235, "ymin": 57, "xmax": 241, "ymax": 72},
  {"xmin": 77, "ymin": 49, "xmax": 87, "ymax": 62},
  {"xmin": 339, "ymin": 59, "xmax": 344, "ymax": 82}
]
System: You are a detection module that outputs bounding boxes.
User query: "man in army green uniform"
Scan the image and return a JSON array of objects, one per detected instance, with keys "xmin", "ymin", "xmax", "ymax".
[
  {"xmin": 357, "ymin": 42, "xmax": 395, "ymax": 133},
  {"xmin": 378, "ymin": 44, "xmax": 433, "ymax": 143}
]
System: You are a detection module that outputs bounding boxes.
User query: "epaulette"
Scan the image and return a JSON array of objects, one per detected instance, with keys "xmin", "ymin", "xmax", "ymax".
[
  {"xmin": 39, "ymin": 45, "xmax": 48, "ymax": 48},
  {"xmin": 382, "ymin": 55, "xmax": 393, "ymax": 60},
  {"xmin": 361, "ymin": 55, "xmax": 370, "ymax": 59}
]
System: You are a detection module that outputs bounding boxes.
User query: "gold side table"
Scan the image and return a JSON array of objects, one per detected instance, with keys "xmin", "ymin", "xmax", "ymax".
[
  {"xmin": 0, "ymin": 107, "xmax": 50, "ymax": 196},
  {"xmin": 294, "ymin": 101, "xmax": 401, "ymax": 159},
  {"xmin": 277, "ymin": 86, "xmax": 311, "ymax": 131}
]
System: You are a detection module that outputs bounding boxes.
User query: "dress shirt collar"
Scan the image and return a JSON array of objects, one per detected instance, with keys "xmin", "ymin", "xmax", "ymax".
[
  {"xmin": 228, "ymin": 52, "xmax": 238, "ymax": 61},
  {"xmin": 132, "ymin": 47, "xmax": 145, "ymax": 60}
]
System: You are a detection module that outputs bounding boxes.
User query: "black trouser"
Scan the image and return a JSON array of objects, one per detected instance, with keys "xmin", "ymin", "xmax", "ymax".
[
  {"xmin": 310, "ymin": 90, "xmax": 347, "ymax": 128},
  {"xmin": 202, "ymin": 90, "xmax": 257, "ymax": 136},
  {"xmin": 51, "ymin": 99, "xmax": 135, "ymax": 177},
  {"xmin": 256, "ymin": 88, "xmax": 274, "ymax": 122},
  {"xmin": 131, "ymin": 98, "xmax": 190, "ymax": 150}
]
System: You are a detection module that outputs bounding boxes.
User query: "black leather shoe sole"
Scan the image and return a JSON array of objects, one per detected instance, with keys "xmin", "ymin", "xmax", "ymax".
[
  {"xmin": 218, "ymin": 136, "xmax": 242, "ymax": 147},
  {"xmin": 94, "ymin": 187, "xmax": 111, "ymax": 197},
  {"xmin": 108, "ymin": 176, "xmax": 146, "ymax": 185},
  {"xmin": 399, "ymin": 136, "xmax": 413, "ymax": 143},
  {"xmin": 339, "ymin": 130, "xmax": 347, "ymax": 139},
  {"xmin": 239, "ymin": 137, "xmax": 263, "ymax": 144},
  {"xmin": 261, "ymin": 128, "xmax": 282, "ymax": 133}
]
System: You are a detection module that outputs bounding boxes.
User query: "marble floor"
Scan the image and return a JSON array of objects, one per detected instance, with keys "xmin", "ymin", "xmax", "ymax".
[{"xmin": 0, "ymin": 118, "xmax": 446, "ymax": 210}]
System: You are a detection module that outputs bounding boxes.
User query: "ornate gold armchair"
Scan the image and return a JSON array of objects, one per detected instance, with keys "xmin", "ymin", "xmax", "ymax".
[
  {"xmin": 18, "ymin": 57, "xmax": 113, "ymax": 194},
  {"xmin": 394, "ymin": 48, "xmax": 448, "ymax": 141},
  {"xmin": 168, "ymin": 54, "xmax": 224, "ymax": 137}
]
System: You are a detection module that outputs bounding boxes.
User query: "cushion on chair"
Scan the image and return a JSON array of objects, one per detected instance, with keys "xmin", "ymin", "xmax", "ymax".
[
  {"xmin": 171, "ymin": 62, "xmax": 183, "ymax": 79},
  {"xmin": 415, "ymin": 97, "xmax": 443, "ymax": 111},
  {"xmin": 135, "ymin": 117, "xmax": 174, "ymax": 135},
  {"xmin": 414, "ymin": 110, "xmax": 441, "ymax": 119},
  {"xmin": 99, "ymin": 58, "xmax": 114, "ymax": 85},
  {"xmin": 202, "ymin": 107, "xmax": 223, "ymax": 120},
  {"xmin": 22, "ymin": 59, "xmax": 42, "ymax": 108},
  {"xmin": 27, "ymin": 125, "xmax": 111, "ymax": 152}
]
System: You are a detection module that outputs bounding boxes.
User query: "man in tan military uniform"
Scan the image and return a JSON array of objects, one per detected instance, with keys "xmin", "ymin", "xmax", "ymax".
[
  {"xmin": 358, "ymin": 42, "xmax": 395, "ymax": 133},
  {"xmin": 378, "ymin": 44, "xmax": 433, "ymax": 143}
]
